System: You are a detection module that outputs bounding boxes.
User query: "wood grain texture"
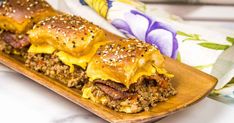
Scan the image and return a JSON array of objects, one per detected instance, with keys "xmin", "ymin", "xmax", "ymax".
[{"xmin": 0, "ymin": 50, "xmax": 217, "ymax": 123}]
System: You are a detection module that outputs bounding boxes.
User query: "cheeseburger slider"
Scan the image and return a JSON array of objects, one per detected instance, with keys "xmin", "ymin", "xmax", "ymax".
[
  {"xmin": 0, "ymin": 0, "xmax": 57, "ymax": 57},
  {"xmin": 82, "ymin": 38, "xmax": 176, "ymax": 113},
  {"xmin": 26, "ymin": 14, "xmax": 108, "ymax": 88}
]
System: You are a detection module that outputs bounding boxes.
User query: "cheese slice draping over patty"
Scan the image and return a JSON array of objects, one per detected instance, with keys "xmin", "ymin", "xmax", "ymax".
[
  {"xmin": 0, "ymin": 0, "xmax": 58, "ymax": 33},
  {"xmin": 27, "ymin": 14, "xmax": 108, "ymax": 70},
  {"xmin": 86, "ymin": 38, "xmax": 167, "ymax": 88}
]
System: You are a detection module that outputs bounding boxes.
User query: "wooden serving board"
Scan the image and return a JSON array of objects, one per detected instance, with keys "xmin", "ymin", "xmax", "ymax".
[{"xmin": 0, "ymin": 51, "xmax": 217, "ymax": 123}]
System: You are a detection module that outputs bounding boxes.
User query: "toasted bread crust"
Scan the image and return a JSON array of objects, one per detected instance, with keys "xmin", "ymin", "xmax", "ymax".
[
  {"xmin": 87, "ymin": 38, "xmax": 165, "ymax": 87},
  {"xmin": 28, "ymin": 14, "xmax": 107, "ymax": 58},
  {"xmin": 0, "ymin": 0, "xmax": 58, "ymax": 33}
]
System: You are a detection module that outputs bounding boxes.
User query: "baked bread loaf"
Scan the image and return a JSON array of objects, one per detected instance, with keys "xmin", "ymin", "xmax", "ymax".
[
  {"xmin": 27, "ymin": 14, "xmax": 108, "ymax": 69},
  {"xmin": 0, "ymin": 0, "xmax": 58, "ymax": 33},
  {"xmin": 87, "ymin": 38, "xmax": 165, "ymax": 88}
]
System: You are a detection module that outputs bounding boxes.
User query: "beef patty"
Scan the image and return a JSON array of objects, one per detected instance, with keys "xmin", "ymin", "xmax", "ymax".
[
  {"xmin": 1, "ymin": 31, "xmax": 30, "ymax": 49},
  {"xmin": 88, "ymin": 74, "xmax": 176, "ymax": 113}
]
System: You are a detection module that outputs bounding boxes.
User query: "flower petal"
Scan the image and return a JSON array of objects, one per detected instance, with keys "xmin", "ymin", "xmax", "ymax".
[
  {"xmin": 123, "ymin": 10, "xmax": 151, "ymax": 41},
  {"xmin": 147, "ymin": 29, "xmax": 174, "ymax": 57},
  {"xmin": 147, "ymin": 22, "xmax": 178, "ymax": 58},
  {"xmin": 171, "ymin": 37, "xmax": 178, "ymax": 58},
  {"xmin": 112, "ymin": 19, "xmax": 134, "ymax": 36}
]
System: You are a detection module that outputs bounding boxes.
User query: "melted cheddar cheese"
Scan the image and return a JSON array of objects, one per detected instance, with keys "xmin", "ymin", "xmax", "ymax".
[
  {"xmin": 82, "ymin": 84, "xmax": 108, "ymax": 104},
  {"xmin": 0, "ymin": 18, "xmax": 30, "ymax": 33},
  {"xmin": 86, "ymin": 39, "xmax": 168, "ymax": 88},
  {"xmin": 27, "ymin": 14, "xmax": 109, "ymax": 72},
  {"xmin": 28, "ymin": 45, "xmax": 88, "ymax": 72},
  {"xmin": 0, "ymin": 0, "xmax": 58, "ymax": 33},
  {"xmin": 56, "ymin": 51, "xmax": 87, "ymax": 72},
  {"xmin": 28, "ymin": 44, "xmax": 56, "ymax": 54}
]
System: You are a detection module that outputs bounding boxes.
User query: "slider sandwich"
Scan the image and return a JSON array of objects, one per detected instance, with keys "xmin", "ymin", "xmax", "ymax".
[
  {"xmin": 26, "ymin": 14, "xmax": 108, "ymax": 88},
  {"xmin": 0, "ymin": 0, "xmax": 57, "ymax": 56},
  {"xmin": 0, "ymin": 0, "xmax": 176, "ymax": 113},
  {"xmin": 83, "ymin": 39, "xmax": 176, "ymax": 113}
]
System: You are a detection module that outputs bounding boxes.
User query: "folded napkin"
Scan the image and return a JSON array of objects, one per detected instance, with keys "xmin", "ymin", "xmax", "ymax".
[{"xmin": 79, "ymin": 0, "xmax": 233, "ymax": 71}]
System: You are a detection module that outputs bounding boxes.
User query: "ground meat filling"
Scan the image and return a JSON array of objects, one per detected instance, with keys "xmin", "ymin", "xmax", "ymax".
[
  {"xmin": 0, "ymin": 32, "xmax": 88, "ymax": 89},
  {"xmin": 25, "ymin": 53, "xmax": 88, "ymax": 89},
  {"xmin": 91, "ymin": 75, "xmax": 176, "ymax": 113}
]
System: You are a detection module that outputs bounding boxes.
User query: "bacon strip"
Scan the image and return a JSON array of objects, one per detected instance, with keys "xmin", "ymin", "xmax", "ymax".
[
  {"xmin": 1, "ymin": 32, "xmax": 30, "ymax": 49},
  {"xmin": 94, "ymin": 79, "xmax": 128, "ymax": 92},
  {"xmin": 94, "ymin": 74, "xmax": 170, "ymax": 100},
  {"xmin": 95, "ymin": 83, "xmax": 133, "ymax": 100}
]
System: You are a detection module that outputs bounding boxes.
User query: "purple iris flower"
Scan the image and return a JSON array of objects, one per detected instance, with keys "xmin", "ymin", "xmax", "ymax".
[{"xmin": 112, "ymin": 10, "xmax": 178, "ymax": 59}]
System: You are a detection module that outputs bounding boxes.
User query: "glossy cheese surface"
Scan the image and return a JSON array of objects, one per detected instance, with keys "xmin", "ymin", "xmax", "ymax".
[
  {"xmin": 28, "ymin": 44, "xmax": 55, "ymax": 54},
  {"xmin": 28, "ymin": 14, "xmax": 109, "ymax": 68},
  {"xmin": 86, "ymin": 39, "xmax": 165, "ymax": 87},
  {"xmin": 0, "ymin": 0, "xmax": 58, "ymax": 33}
]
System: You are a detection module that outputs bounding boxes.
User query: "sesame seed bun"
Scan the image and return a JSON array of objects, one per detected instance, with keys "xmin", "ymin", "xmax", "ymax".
[
  {"xmin": 0, "ymin": 0, "xmax": 58, "ymax": 33},
  {"xmin": 86, "ymin": 38, "xmax": 165, "ymax": 87},
  {"xmin": 28, "ymin": 14, "xmax": 108, "ymax": 62}
]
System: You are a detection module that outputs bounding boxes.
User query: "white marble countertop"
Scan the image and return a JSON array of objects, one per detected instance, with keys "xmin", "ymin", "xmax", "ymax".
[
  {"xmin": 1, "ymin": 2, "xmax": 234, "ymax": 123},
  {"xmin": 1, "ymin": 71, "xmax": 234, "ymax": 123}
]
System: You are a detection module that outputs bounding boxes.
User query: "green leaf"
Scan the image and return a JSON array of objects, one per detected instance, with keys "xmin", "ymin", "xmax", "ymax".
[
  {"xmin": 182, "ymin": 38, "xmax": 204, "ymax": 42},
  {"xmin": 224, "ymin": 77, "xmax": 234, "ymax": 87},
  {"xmin": 194, "ymin": 34, "xmax": 201, "ymax": 40},
  {"xmin": 177, "ymin": 31, "xmax": 192, "ymax": 37},
  {"xmin": 198, "ymin": 42, "xmax": 230, "ymax": 50},
  {"xmin": 226, "ymin": 36, "xmax": 234, "ymax": 44},
  {"xmin": 194, "ymin": 64, "xmax": 213, "ymax": 70},
  {"xmin": 177, "ymin": 31, "xmax": 204, "ymax": 42},
  {"xmin": 176, "ymin": 52, "xmax": 181, "ymax": 62}
]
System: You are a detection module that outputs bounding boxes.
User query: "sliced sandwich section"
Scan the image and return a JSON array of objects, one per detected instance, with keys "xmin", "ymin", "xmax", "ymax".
[
  {"xmin": 86, "ymin": 38, "xmax": 170, "ymax": 88},
  {"xmin": 0, "ymin": 0, "xmax": 58, "ymax": 33},
  {"xmin": 26, "ymin": 14, "xmax": 109, "ymax": 87},
  {"xmin": 27, "ymin": 14, "xmax": 109, "ymax": 70},
  {"xmin": 83, "ymin": 39, "xmax": 176, "ymax": 113},
  {"xmin": 0, "ymin": 0, "xmax": 58, "ymax": 57}
]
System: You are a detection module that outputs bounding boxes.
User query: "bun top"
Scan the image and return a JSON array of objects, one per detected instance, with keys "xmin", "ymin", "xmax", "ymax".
[
  {"xmin": 32, "ymin": 14, "xmax": 103, "ymax": 44},
  {"xmin": 86, "ymin": 38, "xmax": 165, "ymax": 87},
  {"xmin": 28, "ymin": 14, "xmax": 108, "ymax": 69},
  {"xmin": 0, "ymin": 0, "xmax": 58, "ymax": 33}
]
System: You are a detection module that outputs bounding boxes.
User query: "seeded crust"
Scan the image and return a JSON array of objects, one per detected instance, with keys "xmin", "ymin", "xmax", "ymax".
[
  {"xmin": 86, "ymin": 38, "xmax": 165, "ymax": 87},
  {"xmin": 28, "ymin": 14, "xmax": 108, "ymax": 58},
  {"xmin": 0, "ymin": 0, "xmax": 58, "ymax": 33}
]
